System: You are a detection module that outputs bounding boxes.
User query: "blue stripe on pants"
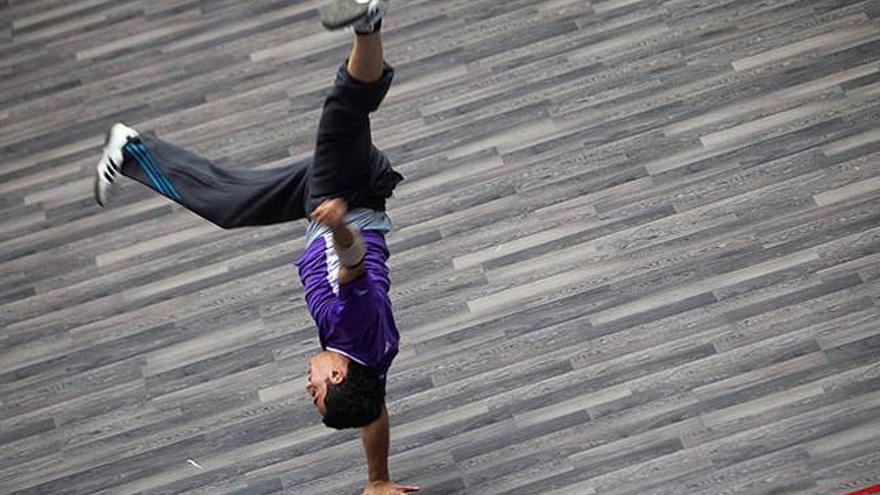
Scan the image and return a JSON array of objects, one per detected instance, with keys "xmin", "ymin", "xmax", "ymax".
[
  {"xmin": 132, "ymin": 142, "xmax": 181, "ymax": 201},
  {"xmin": 126, "ymin": 142, "xmax": 181, "ymax": 201},
  {"xmin": 125, "ymin": 143, "xmax": 171, "ymax": 198}
]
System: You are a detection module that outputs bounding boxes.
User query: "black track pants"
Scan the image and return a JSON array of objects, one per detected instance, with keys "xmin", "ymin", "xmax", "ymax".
[{"xmin": 119, "ymin": 62, "xmax": 402, "ymax": 229}]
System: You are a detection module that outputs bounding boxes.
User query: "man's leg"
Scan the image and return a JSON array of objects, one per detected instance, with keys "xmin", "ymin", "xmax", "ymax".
[
  {"xmin": 307, "ymin": 29, "xmax": 397, "ymax": 213},
  {"xmin": 94, "ymin": 0, "xmax": 395, "ymax": 227},
  {"xmin": 95, "ymin": 123, "xmax": 311, "ymax": 229},
  {"xmin": 348, "ymin": 31, "xmax": 385, "ymax": 84}
]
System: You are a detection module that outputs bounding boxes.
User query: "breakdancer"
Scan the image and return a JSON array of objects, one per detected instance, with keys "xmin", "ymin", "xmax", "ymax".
[{"xmin": 94, "ymin": 1, "xmax": 418, "ymax": 493}]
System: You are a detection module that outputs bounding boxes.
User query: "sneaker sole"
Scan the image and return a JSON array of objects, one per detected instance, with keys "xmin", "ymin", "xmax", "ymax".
[
  {"xmin": 95, "ymin": 127, "xmax": 133, "ymax": 207},
  {"xmin": 320, "ymin": 1, "xmax": 370, "ymax": 30},
  {"xmin": 94, "ymin": 127, "xmax": 114, "ymax": 207}
]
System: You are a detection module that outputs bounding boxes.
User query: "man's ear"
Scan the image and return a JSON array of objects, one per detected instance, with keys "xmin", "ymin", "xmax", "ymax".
[{"xmin": 329, "ymin": 367, "xmax": 346, "ymax": 385}]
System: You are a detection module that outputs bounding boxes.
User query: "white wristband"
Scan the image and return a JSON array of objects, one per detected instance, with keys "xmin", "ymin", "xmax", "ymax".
[{"xmin": 335, "ymin": 227, "xmax": 366, "ymax": 268}]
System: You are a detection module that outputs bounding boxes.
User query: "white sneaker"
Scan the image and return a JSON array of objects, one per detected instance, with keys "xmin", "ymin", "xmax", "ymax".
[
  {"xmin": 320, "ymin": 0, "xmax": 389, "ymax": 33},
  {"xmin": 94, "ymin": 123, "xmax": 138, "ymax": 207}
]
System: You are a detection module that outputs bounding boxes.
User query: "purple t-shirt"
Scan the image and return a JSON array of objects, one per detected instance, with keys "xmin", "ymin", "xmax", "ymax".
[{"xmin": 295, "ymin": 230, "xmax": 399, "ymax": 384}]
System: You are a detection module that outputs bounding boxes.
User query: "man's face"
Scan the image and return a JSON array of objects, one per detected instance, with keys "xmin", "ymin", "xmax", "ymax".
[
  {"xmin": 306, "ymin": 351, "xmax": 346, "ymax": 416},
  {"xmin": 306, "ymin": 355, "xmax": 329, "ymax": 416}
]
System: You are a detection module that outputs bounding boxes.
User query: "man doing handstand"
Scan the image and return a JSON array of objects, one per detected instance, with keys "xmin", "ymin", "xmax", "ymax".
[{"xmin": 93, "ymin": 1, "xmax": 417, "ymax": 493}]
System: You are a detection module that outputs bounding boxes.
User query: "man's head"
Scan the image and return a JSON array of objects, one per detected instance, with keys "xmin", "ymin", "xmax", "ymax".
[{"xmin": 306, "ymin": 350, "xmax": 384, "ymax": 429}]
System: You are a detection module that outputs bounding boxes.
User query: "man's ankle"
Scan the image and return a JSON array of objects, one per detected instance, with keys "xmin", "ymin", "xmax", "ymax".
[{"xmin": 355, "ymin": 18, "xmax": 381, "ymax": 35}]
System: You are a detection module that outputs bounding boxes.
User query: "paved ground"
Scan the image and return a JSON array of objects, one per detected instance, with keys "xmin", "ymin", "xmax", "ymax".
[{"xmin": 2, "ymin": 0, "xmax": 880, "ymax": 493}]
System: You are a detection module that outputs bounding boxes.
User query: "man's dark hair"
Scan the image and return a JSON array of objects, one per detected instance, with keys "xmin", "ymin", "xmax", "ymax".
[{"xmin": 322, "ymin": 360, "xmax": 385, "ymax": 429}]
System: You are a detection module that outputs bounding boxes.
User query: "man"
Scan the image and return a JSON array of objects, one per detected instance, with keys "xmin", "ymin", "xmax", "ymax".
[{"xmin": 94, "ymin": 1, "xmax": 418, "ymax": 493}]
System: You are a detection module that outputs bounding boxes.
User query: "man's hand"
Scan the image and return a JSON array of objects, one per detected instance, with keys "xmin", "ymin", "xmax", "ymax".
[
  {"xmin": 311, "ymin": 198, "xmax": 348, "ymax": 231},
  {"xmin": 362, "ymin": 480, "xmax": 420, "ymax": 495}
]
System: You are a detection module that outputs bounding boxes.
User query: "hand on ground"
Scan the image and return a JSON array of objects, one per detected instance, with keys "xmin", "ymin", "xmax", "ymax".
[{"xmin": 361, "ymin": 480, "xmax": 420, "ymax": 495}]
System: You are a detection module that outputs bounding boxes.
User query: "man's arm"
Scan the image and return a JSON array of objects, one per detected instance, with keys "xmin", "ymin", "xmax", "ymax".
[
  {"xmin": 361, "ymin": 405, "xmax": 419, "ymax": 495},
  {"xmin": 331, "ymin": 220, "xmax": 367, "ymax": 285},
  {"xmin": 362, "ymin": 404, "xmax": 390, "ymax": 482},
  {"xmin": 311, "ymin": 198, "xmax": 366, "ymax": 285}
]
